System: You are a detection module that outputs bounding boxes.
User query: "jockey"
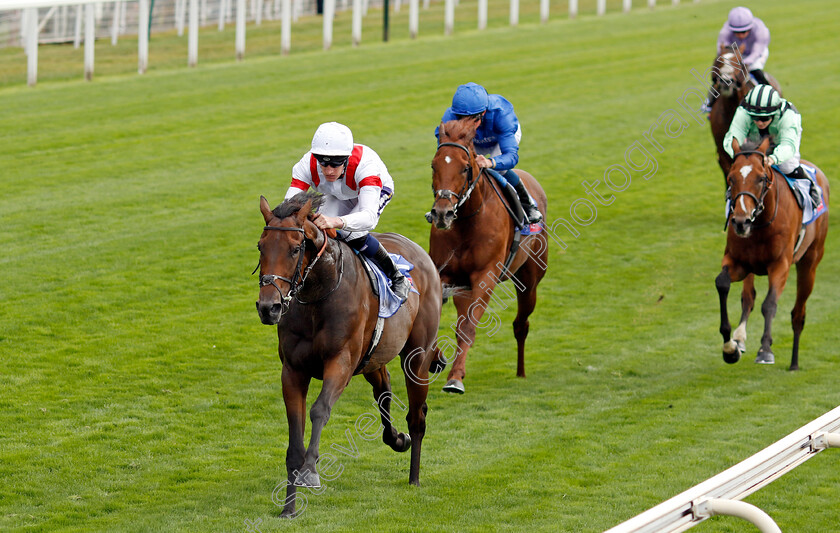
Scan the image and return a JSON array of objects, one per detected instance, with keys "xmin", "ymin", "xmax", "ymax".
[
  {"xmin": 284, "ymin": 122, "xmax": 411, "ymax": 302},
  {"xmin": 702, "ymin": 7, "xmax": 771, "ymax": 114},
  {"xmin": 435, "ymin": 82, "xmax": 542, "ymax": 225},
  {"xmin": 723, "ymin": 85, "xmax": 820, "ymax": 208}
]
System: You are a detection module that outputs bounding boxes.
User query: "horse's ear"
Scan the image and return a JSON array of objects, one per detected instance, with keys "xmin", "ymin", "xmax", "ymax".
[
  {"xmin": 739, "ymin": 43, "xmax": 746, "ymax": 54},
  {"xmin": 758, "ymin": 136, "xmax": 771, "ymax": 154},
  {"xmin": 719, "ymin": 44, "xmax": 726, "ymax": 54},
  {"xmin": 731, "ymin": 138, "xmax": 741, "ymax": 155},
  {"xmin": 439, "ymin": 121, "xmax": 447, "ymax": 139},
  {"xmin": 260, "ymin": 195, "xmax": 273, "ymax": 223},
  {"xmin": 296, "ymin": 199, "xmax": 313, "ymax": 225}
]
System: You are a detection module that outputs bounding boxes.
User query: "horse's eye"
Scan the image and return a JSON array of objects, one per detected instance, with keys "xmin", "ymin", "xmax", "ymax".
[{"xmin": 291, "ymin": 245, "xmax": 302, "ymax": 257}]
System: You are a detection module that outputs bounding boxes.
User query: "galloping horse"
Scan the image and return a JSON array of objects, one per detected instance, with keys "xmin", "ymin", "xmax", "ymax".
[
  {"xmin": 715, "ymin": 138, "xmax": 829, "ymax": 370},
  {"xmin": 427, "ymin": 119, "xmax": 548, "ymax": 394},
  {"xmin": 709, "ymin": 46, "xmax": 782, "ymax": 179},
  {"xmin": 256, "ymin": 192, "xmax": 442, "ymax": 517}
]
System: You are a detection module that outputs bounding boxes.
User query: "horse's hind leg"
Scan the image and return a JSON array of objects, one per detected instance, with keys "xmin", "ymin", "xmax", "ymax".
[
  {"xmin": 364, "ymin": 367, "xmax": 411, "ymax": 453},
  {"xmin": 401, "ymin": 348, "xmax": 430, "ymax": 486},
  {"xmin": 512, "ymin": 270, "xmax": 542, "ymax": 378},
  {"xmin": 790, "ymin": 251, "xmax": 822, "ymax": 371}
]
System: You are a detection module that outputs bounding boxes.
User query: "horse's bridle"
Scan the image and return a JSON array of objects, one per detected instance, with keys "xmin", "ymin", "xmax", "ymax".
[
  {"xmin": 430, "ymin": 142, "xmax": 483, "ymax": 219},
  {"xmin": 256, "ymin": 225, "xmax": 333, "ymax": 311},
  {"xmin": 729, "ymin": 150, "xmax": 778, "ymax": 228}
]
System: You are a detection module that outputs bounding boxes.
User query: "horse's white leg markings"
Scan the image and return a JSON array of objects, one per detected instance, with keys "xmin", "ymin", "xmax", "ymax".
[
  {"xmin": 723, "ymin": 339, "xmax": 739, "ymax": 354},
  {"xmin": 733, "ymin": 322, "xmax": 747, "ymax": 343}
]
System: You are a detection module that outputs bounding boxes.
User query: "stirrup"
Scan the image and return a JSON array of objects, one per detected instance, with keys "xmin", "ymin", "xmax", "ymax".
[
  {"xmin": 391, "ymin": 275, "xmax": 411, "ymax": 302},
  {"xmin": 523, "ymin": 203, "xmax": 542, "ymax": 224}
]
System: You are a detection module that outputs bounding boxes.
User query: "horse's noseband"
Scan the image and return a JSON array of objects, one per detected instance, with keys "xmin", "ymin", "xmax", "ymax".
[{"xmin": 729, "ymin": 151, "xmax": 776, "ymax": 227}]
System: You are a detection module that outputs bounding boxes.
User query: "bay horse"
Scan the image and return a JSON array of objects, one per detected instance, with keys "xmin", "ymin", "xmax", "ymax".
[
  {"xmin": 715, "ymin": 137, "xmax": 829, "ymax": 370},
  {"xmin": 255, "ymin": 192, "xmax": 442, "ymax": 517},
  {"xmin": 709, "ymin": 46, "xmax": 782, "ymax": 180},
  {"xmin": 427, "ymin": 119, "xmax": 548, "ymax": 394}
]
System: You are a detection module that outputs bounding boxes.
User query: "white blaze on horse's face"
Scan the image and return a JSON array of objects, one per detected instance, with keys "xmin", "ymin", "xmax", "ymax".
[
  {"xmin": 444, "ymin": 156, "xmax": 452, "ymax": 164},
  {"xmin": 740, "ymin": 164, "xmax": 753, "ymax": 183},
  {"xmin": 717, "ymin": 53, "xmax": 738, "ymax": 96}
]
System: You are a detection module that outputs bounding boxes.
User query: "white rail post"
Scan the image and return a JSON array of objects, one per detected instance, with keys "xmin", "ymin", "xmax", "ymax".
[
  {"xmin": 74, "ymin": 4, "xmax": 82, "ymax": 48},
  {"xmin": 623, "ymin": 0, "xmax": 631, "ymax": 13},
  {"xmin": 188, "ymin": 0, "xmax": 198, "ymax": 66},
  {"xmin": 568, "ymin": 0, "xmax": 577, "ymax": 19},
  {"xmin": 444, "ymin": 0, "xmax": 453, "ymax": 35},
  {"xmin": 597, "ymin": 0, "xmax": 605, "ymax": 16},
  {"xmin": 648, "ymin": 0, "xmax": 655, "ymax": 8},
  {"xmin": 352, "ymin": 0, "xmax": 362, "ymax": 45},
  {"xmin": 84, "ymin": 2, "xmax": 94, "ymax": 80},
  {"xmin": 138, "ymin": 0, "xmax": 149, "ymax": 73},
  {"xmin": 322, "ymin": 0, "xmax": 334, "ymax": 50},
  {"xmin": 540, "ymin": 0, "xmax": 548, "ymax": 23},
  {"xmin": 25, "ymin": 7, "xmax": 38, "ymax": 86},
  {"xmin": 110, "ymin": 1, "xmax": 120, "ymax": 44},
  {"xmin": 408, "ymin": 0, "xmax": 418, "ymax": 38},
  {"xmin": 477, "ymin": 0, "xmax": 486, "ymax": 30},
  {"xmin": 509, "ymin": 0, "xmax": 518, "ymax": 26},
  {"xmin": 280, "ymin": 0, "xmax": 291, "ymax": 54},
  {"xmin": 218, "ymin": 0, "xmax": 226, "ymax": 30},
  {"xmin": 236, "ymin": 0, "xmax": 246, "ymax": 59}
]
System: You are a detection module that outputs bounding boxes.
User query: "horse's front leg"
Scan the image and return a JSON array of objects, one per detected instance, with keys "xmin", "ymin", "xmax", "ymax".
[
  {"xmin": 732, "ymin": 273, "xmax": 756, "ymax": 354},
  {"xmin": 756, "ymin": 261, "xmax": 792, "ymax": 365},
  {"xmin": 296, "ymin": 355, "xmax": 353, "ymax": 488},
  {"xmin": 364, "ymin": 367, "xmax": 411, "ymax": 453},
  {"xmin": 444, "ymin": 275, "xmax": 495, "ymax": 394},
  {"xmin": 278, "ymin": 365, "xmax": 311, "ymax": 518},
  {"xmin": 716, "ymin": 262, "xmax": 748, "ymax": 364}
]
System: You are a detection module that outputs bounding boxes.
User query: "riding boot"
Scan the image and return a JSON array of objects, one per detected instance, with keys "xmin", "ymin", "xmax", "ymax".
[
  {"xmin": 788, "ymin": 166, "xmax": 820, "ymax": 208},
  {"xmin": 372, "ymin": 246, "xmax": 411, "ymax": 302},
  {"xmin": 750, "ymin": 69, "xmax": 769, "ymax": 86},
  {"xmin": 513, "ymin": 180, "xmax": 543, "ymax": 224},
  {"xmin": 701, "ymin": 87, "xmax": 717, "ymax": 114}
]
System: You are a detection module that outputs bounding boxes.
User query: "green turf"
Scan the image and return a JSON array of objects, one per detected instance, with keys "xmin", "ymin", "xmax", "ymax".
[{"xmin": 2, "ymin": 0, "xmax": 839, "ymax": 531}]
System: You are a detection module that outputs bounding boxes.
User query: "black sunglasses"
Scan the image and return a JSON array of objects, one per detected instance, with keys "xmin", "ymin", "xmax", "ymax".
[
  {"xmin": 315, "ymin": 155, "xmax": 348, "ymax": 168},
  {"xmin": 752, "ymin": 115, "xmax": 773, "ymax": 122}
]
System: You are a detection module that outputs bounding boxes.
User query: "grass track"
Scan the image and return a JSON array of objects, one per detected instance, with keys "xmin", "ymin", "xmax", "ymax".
[{"xmin": 2, "ymin": 0, "xmax": 840, "ymax": 531}]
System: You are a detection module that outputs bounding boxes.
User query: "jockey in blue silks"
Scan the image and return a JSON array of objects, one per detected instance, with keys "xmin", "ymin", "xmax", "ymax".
[{"xmin": 435, "ymin": 82, "xmax": 543, "ymax": 224}]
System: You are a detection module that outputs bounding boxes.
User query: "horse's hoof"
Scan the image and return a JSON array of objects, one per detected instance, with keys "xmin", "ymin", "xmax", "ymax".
[
  {"xmin": 755, "ymin": 350, "xmax": 775, "ymax": 364},
  {"xmin": 442, "ymin": 379, "xmax": 465, "ymax": 394},
  {"xmin": 723, "ymin": 351, "xmax": 741, "ymax": 364},
  {"xmin": 429, "ymin": 358, "xmax": 447, "ymax": 374},
  {"xmin": 396, "ymin": 433, "xmax": 412, "ymax": 452},
  {"xmin": 294, "ymin": 469, "xmax": 321, "ymax": 488}
]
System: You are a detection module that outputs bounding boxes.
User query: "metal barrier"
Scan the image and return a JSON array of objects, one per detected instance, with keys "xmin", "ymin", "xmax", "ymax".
[{"xmin": 605, "ymin": 405, "xmax": 840, "ymax": 532}]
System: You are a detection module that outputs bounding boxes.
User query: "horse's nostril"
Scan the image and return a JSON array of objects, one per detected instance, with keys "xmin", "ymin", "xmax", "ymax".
[
  {"xmin": 444, "ymin": 211, "xmax": 455, "ymax": 219},
  {"xmin": 271, "ymin": 303, "xmax": 283, "ymax": 315}
]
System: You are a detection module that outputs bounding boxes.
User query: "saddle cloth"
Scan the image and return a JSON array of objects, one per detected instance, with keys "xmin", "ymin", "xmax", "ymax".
[
  {"xmin": 778, "ymin": 164, "xmax": 827, "ymax": 226},
  {"xmin": 358, "ymin": 254, "xmax": 418, "ymax": 318},
  {"xmin": 520, "ymin": 222, "xmax": 544, "ymax": 236}
]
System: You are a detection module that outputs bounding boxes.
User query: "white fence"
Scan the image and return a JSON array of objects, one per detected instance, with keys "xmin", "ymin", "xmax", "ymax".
[
  {"xmin": 0, "ymin": 0, "xmax": 700, "ymax": 86},
  {"xmin": 605, "ymin": 405, "xmax": 840, "ymax": 532}
]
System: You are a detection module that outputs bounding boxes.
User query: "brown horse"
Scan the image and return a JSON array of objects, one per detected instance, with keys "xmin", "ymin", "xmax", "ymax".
[
  {"xmin": 427, "ymin": 119, "xmax": 548, "ymax": 394},
  {"xmin": 256, "ymin": 192, "xmax": 442, "ymax": 517},
  {"xmin": 709, "ymin": 46, "xmax": 782, "ymax": 179},
  {"xmin": 716, "ymin": 137, "xmax": 829, "ymax": 370}
]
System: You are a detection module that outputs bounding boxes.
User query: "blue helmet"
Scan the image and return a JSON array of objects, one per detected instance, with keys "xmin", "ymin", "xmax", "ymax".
[{"xmin": 451, "ymin": 82, "xmax": 489, "ymax": 116}]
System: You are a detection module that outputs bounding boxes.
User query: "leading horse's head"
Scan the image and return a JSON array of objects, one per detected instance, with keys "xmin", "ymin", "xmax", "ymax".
[
  {"xmin": 429, "ymin": 119, "xmax": 480, "ymax": 231},
  {"xmin": 727, "ymin": 137, "xmax": 774, "ymax": 238},
  {"xmin": 712, "ymin": 47, "xmax": 750, "ymax": 99},
  {"xmin": 256, "ymin": 192, "xmax": 325, "ymax": 324}
]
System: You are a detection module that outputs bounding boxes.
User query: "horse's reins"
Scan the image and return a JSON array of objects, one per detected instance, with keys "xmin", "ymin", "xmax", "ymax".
[
  {"xmin": 255, "ymin": 225, "xmax": 336, "ymax": 309},
  {"xmin": 431, "ymin": 142, "xmax": 484, "ymax": 220},
  {"xmin": 728, "ymin": 150, "xmax": 779, "ymax": 229}
]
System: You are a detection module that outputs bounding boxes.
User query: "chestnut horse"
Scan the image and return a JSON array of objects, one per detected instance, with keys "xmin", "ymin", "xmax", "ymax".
[
  {"xmin": 256, "ymin": 192, "xmax": 442, "ymax": 517},
  {"xmin": 715, "ymin": 138, "xmax": 829, "ymax": 370},
  {"xmin": 427, "ymin": 119, "xmax": 548, "ymax": 394}
]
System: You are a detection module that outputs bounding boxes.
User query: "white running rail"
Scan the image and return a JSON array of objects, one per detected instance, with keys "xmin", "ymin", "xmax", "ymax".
[{"xmin": 606, "ymin": 405, "xmax": 840, "ymax": 532}]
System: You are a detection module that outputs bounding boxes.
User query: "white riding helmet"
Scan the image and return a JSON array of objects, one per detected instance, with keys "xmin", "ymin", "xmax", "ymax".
[{"xmin": 311, "ymin": 122, "xmax": 354, "ymax": 156}]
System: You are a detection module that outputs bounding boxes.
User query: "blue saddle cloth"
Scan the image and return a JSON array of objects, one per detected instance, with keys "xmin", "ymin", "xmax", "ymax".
[
  {"xmin": 776, "ymin": 164, "xmax": 827, "ymax": 226},
  {"xmin": 359, "ymin": 254, "xmax": 419, "ymax": 318}
]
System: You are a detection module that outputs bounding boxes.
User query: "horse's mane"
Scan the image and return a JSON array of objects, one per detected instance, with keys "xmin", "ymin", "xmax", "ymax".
[
  {"xmin": 273, "ymin": 190, "xmax": 324, "ymax": 220},
  {"xmin": 739, "ymin": 138, "xmax": 768, "ymax": 153},
  {"xmin": 439, "ymin": 119, "xmax": 477, "ymax": 146}
]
